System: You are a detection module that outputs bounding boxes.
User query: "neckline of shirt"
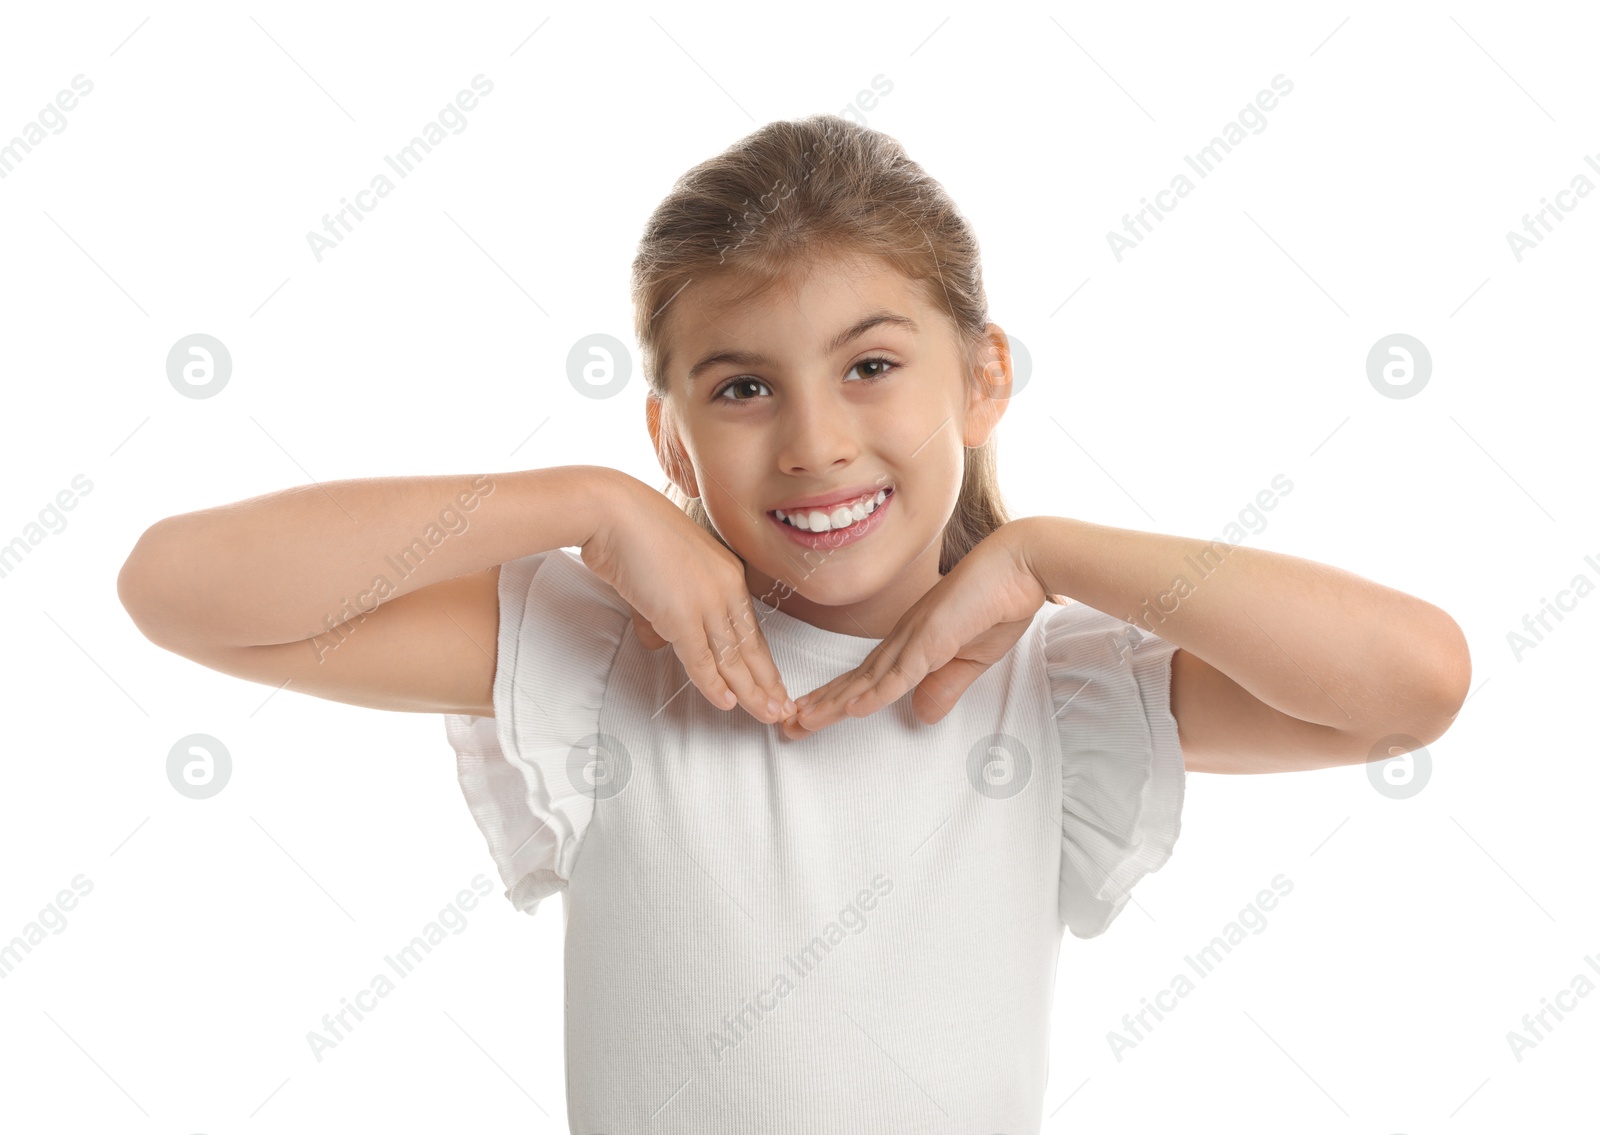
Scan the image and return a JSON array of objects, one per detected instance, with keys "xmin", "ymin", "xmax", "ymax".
[
  {"xmin": 749, "ymin": 593, "xmax": 885, "ymax": 667},
  {"xmin": 749, "ymin": 591, "xmax": 1060, "ymax": 669}
]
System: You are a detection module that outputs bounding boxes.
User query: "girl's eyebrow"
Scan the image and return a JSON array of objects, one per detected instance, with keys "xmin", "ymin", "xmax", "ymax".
[{"xmin": 685, "ymin": 311, "xmax": 920, "ymax": 387}]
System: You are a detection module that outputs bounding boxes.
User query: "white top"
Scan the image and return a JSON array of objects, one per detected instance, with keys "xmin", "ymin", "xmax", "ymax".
[{"xmin": 444, "ymin": 547, "xmax": 1185, "ymax": 1133}]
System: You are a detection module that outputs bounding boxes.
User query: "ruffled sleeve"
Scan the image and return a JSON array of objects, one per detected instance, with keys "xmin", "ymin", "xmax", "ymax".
[
  {"xmin": 443, "ymin": 548, "xmax": 631, "ymax": 916},
  {"xmin": 1044, "ymin": 602, "xmax": 1186, "ymax": 939}
]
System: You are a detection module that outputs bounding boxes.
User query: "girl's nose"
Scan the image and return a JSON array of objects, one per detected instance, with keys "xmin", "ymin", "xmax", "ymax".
[{"xmin": 776, "ymin": 393, "xmax": 859, "ymax": 475}]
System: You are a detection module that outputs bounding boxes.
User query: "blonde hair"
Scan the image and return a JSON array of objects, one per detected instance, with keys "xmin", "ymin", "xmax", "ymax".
[{"xmin": 631, "ymin": 113, "xmax": 1060, "ymax": 602}]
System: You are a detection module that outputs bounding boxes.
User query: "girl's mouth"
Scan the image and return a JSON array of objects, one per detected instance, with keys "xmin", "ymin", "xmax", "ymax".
[{"xmin": 768, "ymin": 487, "xmax": 893, "ymax": 550}]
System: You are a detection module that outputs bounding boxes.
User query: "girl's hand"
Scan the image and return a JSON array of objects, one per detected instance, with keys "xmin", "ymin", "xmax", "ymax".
[
  {"xmin": 580, "ymin": 472, "xmax": 795, "ymax": 726},
  {"xmin": 783, "ymin": 521, "xmax": 1048, "ymax": 740}
]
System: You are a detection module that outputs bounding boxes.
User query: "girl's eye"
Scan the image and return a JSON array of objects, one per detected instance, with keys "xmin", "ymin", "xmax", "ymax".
[
  {"xmin": 712, "ymin": 356, "xmax": 898, "ymax": 402},
  {"xmin": 714, "ymin": 377, "xmax": 769, "ymax": 402},
  {"xmin": 851, "ymin": 356, "xmax": 897, "ymax": 382}
]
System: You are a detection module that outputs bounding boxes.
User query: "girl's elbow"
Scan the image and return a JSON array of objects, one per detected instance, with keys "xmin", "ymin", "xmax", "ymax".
[{"xmin": 1419, "ymin": 614, "xmax": 1472, "ymax": 743}]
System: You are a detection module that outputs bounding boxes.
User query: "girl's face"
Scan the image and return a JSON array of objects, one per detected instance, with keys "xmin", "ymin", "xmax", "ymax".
[{"xmin": 651, "ymin": 251, "xmax": 1010, "ymax": 638}]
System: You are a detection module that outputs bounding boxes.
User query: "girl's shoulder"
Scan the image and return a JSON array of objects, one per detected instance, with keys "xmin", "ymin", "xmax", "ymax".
[
  {"xmin": 502, "ymin": 547, "xmax": 630, "ymax": 614},
  {"xmin": 1037, "ymin": 597, "xmax": 1173, "ymax": 675},
  {"xmin": 444, "ymin": 547, "xmax": 635, "ymax": 917},
  {"xmin": 1037, "ymin": 600, "xmax": 1186, "ymax": 939}
]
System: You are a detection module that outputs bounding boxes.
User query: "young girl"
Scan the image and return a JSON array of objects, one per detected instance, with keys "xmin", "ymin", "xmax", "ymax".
[{"xmin": 118, "ymin": 114, "xmax": 1470, "ymax": 1132}]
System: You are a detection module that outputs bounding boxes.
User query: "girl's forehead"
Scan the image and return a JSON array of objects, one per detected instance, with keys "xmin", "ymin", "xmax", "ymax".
[
  {"xmin": 658, "ymin": 255, "xmax": 955, "ymax": 389},
  {"xmin": 696, "ymin": 257, "xmax": 922, "ymax": 323}
]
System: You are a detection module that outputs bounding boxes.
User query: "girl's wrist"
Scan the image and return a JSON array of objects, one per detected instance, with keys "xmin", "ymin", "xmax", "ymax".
[
  {"xmin": 578, "ymin": 466, "xmax": 644, "ymax": 549},
  {"xmin": 999, "ymin": 515, "xmax": 1057, "ymax": 595}
]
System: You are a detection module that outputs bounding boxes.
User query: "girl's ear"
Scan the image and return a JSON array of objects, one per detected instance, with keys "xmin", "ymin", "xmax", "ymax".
[
  {"xmin": 644, "ymin": 393, "xmax": 701, "ymax": 498},
  {"xmin": 962, "ymin": 324, "xmax": 1012, "ymax": 447}
]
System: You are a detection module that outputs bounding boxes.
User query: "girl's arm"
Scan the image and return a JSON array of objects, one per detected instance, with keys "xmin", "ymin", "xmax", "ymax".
[
  {"xmin": 1018, "ymin": 516, "xmax": 1471, "ymax": 774},
  {"xmin": 116, "ymin": 465, "xmax": 625, "ymax": 714}
]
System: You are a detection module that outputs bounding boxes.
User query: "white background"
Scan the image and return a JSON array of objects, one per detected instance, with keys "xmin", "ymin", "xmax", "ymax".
[{"xmin": 1, "ymin": 1, "xmax": 1594, "ymax": 1131}]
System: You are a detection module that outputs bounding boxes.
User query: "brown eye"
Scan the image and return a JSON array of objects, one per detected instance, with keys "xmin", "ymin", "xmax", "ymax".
[
  {"xmin": 715, "ymin": 377, "xmax": 771, "ymax": 402},
  {"xmin": 850, "ymin": 357, "xmax": 898, "ymax": 382}
]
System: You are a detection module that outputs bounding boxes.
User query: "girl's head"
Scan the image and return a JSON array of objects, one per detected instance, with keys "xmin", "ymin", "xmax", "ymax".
[{"xmin": 633, "ymin": 114, "xmax": 1061, "ymax": 612}]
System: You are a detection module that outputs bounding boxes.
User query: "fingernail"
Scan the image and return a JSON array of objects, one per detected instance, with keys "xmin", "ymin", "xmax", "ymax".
[
  {"xmin": 766, "ymin": 697, "xmax": 780, "ymax": 718},
  {"xmin": 795, "ymin": 694, "xmax": 811, "ymax": 708},
  {"xmin": 782, "ymin": 698, "xmax": 796, "ymax": 715}
]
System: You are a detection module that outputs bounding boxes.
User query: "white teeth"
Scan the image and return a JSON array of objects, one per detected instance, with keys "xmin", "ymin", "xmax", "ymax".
[{"xmin": 776, "ymin": 489, "xmax": 888, "ymax": 532}]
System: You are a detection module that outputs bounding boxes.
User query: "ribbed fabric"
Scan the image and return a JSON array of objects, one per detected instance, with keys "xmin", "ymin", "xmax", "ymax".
[{"xmin": 443, "ymin": 548, "xmax": 1185, "ymax": 1133}]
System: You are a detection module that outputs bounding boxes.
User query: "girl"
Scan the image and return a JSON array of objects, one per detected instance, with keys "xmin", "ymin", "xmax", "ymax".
[{"xmin": 118, "ymin": 114, "xmax": 1470, "ymax": 1132}]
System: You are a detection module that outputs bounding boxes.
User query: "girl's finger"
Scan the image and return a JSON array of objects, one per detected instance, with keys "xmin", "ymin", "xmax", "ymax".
[
  {"xmin": 792, "ymin": 680, "xmax": 835, "ymax": 713},
  {"xmin": 779, "ymin": 714, "xmax": 814, "ymax": 742},
  {"xmin": 792, "ymin": 671, "xmax": 856, "ymax": 725},
  {"xmin": 705, "ymin": 608, "xmax": 786, "ymax": 723},
  {"xmin": 676, "ymin": 628, "xmax": 745, "ymax": 715},
  {"xmin": 816, "ymin": 633, "xmax": 936, "ymax": 725},
  {"xmin": 727, "ymin": 600, "xmax": 795, "ymax": 717},
  {"xmin": 911, "ymin": 658, "xmax": 981, "ymax": 724},
  {"xmin": 798, "ymin": 646, "xmax": 902, "ymax": 727},
  {"xmin": 620, "ymin": 600, "xmax": 668, "ymax": 650},
  {"xmin": 809, "ymin": 651, "xmax": 882, "ymax": 715}
]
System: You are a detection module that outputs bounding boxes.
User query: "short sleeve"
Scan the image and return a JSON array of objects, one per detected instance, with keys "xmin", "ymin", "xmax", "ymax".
[
  {"xmin": 1044, "ymin": 602, "xmax": 1186, "ymax": 939},
  {"xmin": 443, "ymin": 548, "xmax": 631, "ymax": 916}
]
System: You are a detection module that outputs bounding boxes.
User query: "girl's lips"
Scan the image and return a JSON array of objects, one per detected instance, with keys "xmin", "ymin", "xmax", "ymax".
[
  {"xmin": 768, "ymin": 487, "xmax": 893, "ymax": 550},
  {"xmin": 768, "ymin": 482, "xmax": 892, "ymax": 514}
]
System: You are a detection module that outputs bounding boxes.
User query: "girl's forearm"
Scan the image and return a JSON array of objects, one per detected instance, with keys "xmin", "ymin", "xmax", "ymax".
[
  {"xmin": 118, "ymin": 465, "xmax": 623, "ymax": 649},
  {"xmin": 1018, "ymin": 515, "xmax": 1470, "ymax": 735}
]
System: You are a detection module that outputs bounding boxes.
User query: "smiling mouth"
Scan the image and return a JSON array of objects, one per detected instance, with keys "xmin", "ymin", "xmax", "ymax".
[{"xmin": 770, "ymin": 486, "xmax": 893, "ymax": 533}]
